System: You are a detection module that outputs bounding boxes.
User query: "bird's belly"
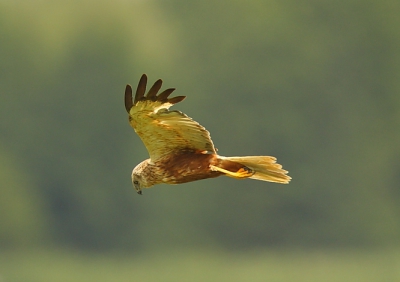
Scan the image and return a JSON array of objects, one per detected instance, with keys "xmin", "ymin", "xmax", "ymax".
[{"xmin": 158, "ymin": 152, "xmax": 222, "ymax": 184}]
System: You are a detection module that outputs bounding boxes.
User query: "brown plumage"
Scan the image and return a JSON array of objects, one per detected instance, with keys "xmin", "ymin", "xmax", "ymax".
[{"xmin": 125, "ymin": 74, "xmax": 291, "ymax": 194}]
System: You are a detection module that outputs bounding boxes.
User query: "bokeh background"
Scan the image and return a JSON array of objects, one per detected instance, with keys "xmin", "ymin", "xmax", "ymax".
[{"xmin": 1, "ymin": 1, "xmax": 399, "ymax": 281}]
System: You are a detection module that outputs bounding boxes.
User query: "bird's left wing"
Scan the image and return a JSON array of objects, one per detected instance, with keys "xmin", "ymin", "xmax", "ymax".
[{"xmin": 125, "ymin": 74, "xmax": 216, "ymax": 163}]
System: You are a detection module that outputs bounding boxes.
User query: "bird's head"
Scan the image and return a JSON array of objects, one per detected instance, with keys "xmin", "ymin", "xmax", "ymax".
[
  {"xmin": 131, "ymin": 172, "xmax": 143, "ymax": 195},
  {"xmin": 131, "ymin": 159, "xmax": 151, "ymax": 195}
]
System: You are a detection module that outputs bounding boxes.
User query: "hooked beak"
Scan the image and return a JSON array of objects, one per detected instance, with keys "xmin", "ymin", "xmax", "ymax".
[{"xmin": 133, "ymin": 181, "xmax": 142, "ymax": 195}]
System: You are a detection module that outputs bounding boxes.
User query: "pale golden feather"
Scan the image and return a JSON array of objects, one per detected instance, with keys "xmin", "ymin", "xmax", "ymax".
[{"xmin": 125, "ymin": 74, "xmax": 215, "ymax": 163}]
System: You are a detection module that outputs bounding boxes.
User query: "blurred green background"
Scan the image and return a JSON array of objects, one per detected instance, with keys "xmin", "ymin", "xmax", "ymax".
[{"xmin": 1, "ymin": 0, "xmax": 400, "ymax": 281}]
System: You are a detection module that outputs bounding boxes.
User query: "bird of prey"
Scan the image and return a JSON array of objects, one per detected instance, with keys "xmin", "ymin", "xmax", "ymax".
[{"xmin": 124, "ymin": 74, "xmax": 291, "ymax": 194}]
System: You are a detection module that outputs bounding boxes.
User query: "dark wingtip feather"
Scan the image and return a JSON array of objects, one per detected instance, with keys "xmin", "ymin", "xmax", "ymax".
[
  {"xmin": 168, "ymin": 96, "xmax": 186, "ymax": 104},
  {"xmin": 134, "ymin": 74, "xmax": 147, "ymax": 104},
  {"xmin": 146, "ymin": 79, "xmax": 163, "ymax": 100},
  {"xmin": 129, "ymin": 74, "xmax": 186, "ymax": 107},
  {"xmin": 157, "ymin": 88, "xmax": 176, "ymax": 101},
  {"xmin": 125, "ymin": 84, "xmax": 133, "ymax": 113}
]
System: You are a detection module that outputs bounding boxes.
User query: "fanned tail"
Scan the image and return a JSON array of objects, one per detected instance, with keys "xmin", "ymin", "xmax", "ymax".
[{"xmin": 216, "ymin": 156, "xmax": 291, "ymax": 184}]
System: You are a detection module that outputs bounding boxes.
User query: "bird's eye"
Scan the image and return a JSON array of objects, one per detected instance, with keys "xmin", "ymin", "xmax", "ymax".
[{"xmin": 133, "ymin": 180, "xmax": 139, "ymax": 185}]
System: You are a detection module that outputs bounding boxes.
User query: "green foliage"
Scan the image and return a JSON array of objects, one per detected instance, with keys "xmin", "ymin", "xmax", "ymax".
[{"xmin": 0, "ymin": 0, "xmax": 399, "ymax": 252}]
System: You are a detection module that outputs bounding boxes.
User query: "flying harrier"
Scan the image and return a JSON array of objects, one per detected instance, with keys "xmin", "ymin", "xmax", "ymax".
[{"xmin": 125, "ymin": 74, "xmax": 291, "ymax": 194}]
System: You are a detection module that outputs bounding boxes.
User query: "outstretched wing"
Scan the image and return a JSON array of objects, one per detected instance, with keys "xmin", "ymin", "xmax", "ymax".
[{"xmin": 125, "ymin": 74, "xmax": 216, "ymax": 163}]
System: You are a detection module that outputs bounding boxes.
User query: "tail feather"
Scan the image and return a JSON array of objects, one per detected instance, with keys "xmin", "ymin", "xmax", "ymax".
[{"xmin": 219, "ymin": 156, "xmax": 291, "ymax": 184}]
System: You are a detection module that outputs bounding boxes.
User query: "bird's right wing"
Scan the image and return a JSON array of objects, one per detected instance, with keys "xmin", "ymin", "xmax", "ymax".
[{"xmin": 125, "ymin": 74, "xmax": 216, "ymax": 163}]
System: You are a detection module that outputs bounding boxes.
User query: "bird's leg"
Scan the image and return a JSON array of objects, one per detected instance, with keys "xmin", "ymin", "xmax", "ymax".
[{"xmin": 210, "ymin": 165, "xmax": 254, "ymax": 179}]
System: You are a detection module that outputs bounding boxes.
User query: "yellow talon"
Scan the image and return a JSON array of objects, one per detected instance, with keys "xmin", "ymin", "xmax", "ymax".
[{"xmin": 210, "ymin": 165, "xmax": 254, "ymax": 179}]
